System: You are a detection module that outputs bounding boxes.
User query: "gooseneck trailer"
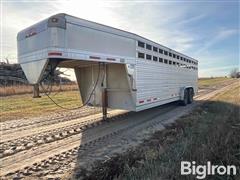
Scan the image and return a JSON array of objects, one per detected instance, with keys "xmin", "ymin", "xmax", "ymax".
[{"xmin": 17, "ymin": 13, "xmax": 198, "ymax": 117}]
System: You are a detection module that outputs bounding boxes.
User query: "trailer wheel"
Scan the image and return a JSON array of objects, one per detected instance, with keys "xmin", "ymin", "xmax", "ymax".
[
  {"xmin": 181, "ymin": 89, "xmax": 188, "ymax": 106},
  {"xmin": 188, "ymin": 88, "xmax": 194, "ymax": 104}
]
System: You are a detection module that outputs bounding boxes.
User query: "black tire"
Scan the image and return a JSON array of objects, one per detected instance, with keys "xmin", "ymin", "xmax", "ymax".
[
  {"xmin": 188, "ymin": 88, "xmax": 194, "ymax": 104},
  {"xmin": 181, "ymin": 89, "xmax": 188, "ymax": 106}
]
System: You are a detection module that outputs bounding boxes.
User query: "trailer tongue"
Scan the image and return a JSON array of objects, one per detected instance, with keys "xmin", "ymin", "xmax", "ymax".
[{"xmin": 17, "ymin": 13, "xmax": 198, "ymax": 119}]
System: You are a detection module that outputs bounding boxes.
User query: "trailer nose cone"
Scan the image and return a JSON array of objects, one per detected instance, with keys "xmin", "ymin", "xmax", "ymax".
[{"xmin": 20, "ymin": 59, "xmax": 48, "ymax": 84}]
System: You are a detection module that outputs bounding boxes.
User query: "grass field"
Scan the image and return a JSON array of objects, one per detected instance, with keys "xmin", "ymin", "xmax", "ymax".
[
  {"xmin": 0, "ymin": 77, "xmax": 233, "ymax": 96},
  {"xmin": 81, "ymin": 83, "xmax": 240, "ymax": 179},
  {"xmin": 0, "ymin": 77, "xmax": 236, "ymax": 122},
  {"xmin": 0, "ymin": 84, "xmax": 78, "ymax": 96},
  {"xmin": 198, "ymin": 77, "xmax": 234, "ymax": 88},
  {"xmin": 0, "ymin": 90, "xmax": 82, "ymax": 121}
]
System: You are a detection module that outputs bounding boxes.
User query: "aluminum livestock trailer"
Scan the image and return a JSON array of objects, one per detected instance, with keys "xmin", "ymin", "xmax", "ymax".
[{"xmin": 17, "ymin": 13, "xmax": 198, "ymax": 116}]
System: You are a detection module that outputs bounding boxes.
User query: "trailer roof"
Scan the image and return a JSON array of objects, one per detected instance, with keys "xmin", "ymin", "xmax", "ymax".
[
  {"xmin": 17, "ymin": 13, "xmax": 198, "ymax": 63},
  {"xmin": 63, "ymin": 13, "xmax": 198, "ymax": 63}
]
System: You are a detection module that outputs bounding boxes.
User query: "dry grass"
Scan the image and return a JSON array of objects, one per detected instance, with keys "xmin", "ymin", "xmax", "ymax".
[
  {"xmin": 0, "ymin": 84, "xmax": 78, "ymax": 96},
  {"xmin": 76, "ymin": 84, "xmax": 240, "ymax": 180},
  {"xmin": 0, "ymin": 77, "xmax": 233, "ymax": 96},
  {"xmin": 0, "ymin": 90, "xmax": 82, "ymax": 122},
  {"xmin": 198, "ymin": 77, "xmax": 235, "ymax": 89},
  {"xmin": 0, "ymin": 77, "xmax": 236, "ymax": 123}
]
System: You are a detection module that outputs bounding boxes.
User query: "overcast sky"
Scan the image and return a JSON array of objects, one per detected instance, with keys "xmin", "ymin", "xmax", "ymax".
[{"xmin": 1, "ymin": 0, "xmax": 239, "ymax": 77}]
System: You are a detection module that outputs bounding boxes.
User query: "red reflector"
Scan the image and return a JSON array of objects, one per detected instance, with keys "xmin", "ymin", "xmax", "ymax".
[
  {"xmin": 139, "ymin": 100, "xmax": 144, "ymax": 104},
  {"xmin": 48, "ymin": 52, "xmax": 62, "ymax": 56},
  {"xmin": 107, "ymin": 58, "xmax": 116, "ymax": 61},
  {"xmin": 90, "ymin": 56, "xmax": 100, "ymax": 59}
]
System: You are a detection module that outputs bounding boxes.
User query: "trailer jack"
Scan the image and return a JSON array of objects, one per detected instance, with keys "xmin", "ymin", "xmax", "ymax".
[
  {"xmin": 33, "ymin": 84, "xmax": 41, "ymax": 98},
  {"xmin": 102, "ymin": 88, "xmax": 108, "ymax": 121}
]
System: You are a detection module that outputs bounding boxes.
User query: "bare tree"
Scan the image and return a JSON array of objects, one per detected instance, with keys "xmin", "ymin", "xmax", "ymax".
[
  {"xmin": 230, "ymin": 68, "xmax": 239, "ymax": 78},
  {"xmin": 4, "ymin": 57, "xmax": 9, "ymax": 64}
]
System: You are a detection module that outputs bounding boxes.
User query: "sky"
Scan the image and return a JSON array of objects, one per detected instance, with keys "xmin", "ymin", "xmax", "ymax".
[{"xmin": 0, "ymin": 0, "xmax": 239, "ymax": 78}]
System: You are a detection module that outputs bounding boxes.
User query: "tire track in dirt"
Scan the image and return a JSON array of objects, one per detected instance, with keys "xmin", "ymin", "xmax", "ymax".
[
  {"xmin": 1, "ymin": 107, "xmax": 101, "ymax": 132},
  {"xmin": 0, "ymin": 110, "xmax": 127, "ymax": 158}
]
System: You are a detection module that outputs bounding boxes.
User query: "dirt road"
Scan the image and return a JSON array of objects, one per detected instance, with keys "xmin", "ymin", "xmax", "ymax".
[{"xmin": 0, "ymin": 80, "xmax": 238, "ymax": 179}]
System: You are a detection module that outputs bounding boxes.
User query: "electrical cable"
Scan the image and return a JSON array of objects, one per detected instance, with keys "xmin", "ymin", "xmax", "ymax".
[
  {"xmin": 51, "ymin": 68, "xmax": 72, "ymax": 97},
  {"xmin": 46, "ymin": 67, "xmax": 66, "ymax": 96},
  {"xmin": 40, "ymin": 62, "xmax": 102, "ymax": 110},
  {"xmin": 40, "ymin": 63, "xmax": 57, "ymax": 96}
]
